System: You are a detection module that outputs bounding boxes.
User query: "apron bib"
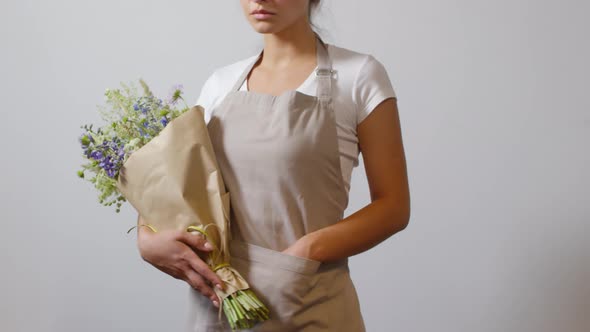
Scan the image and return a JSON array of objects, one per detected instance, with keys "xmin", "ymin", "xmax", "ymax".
[{"xmin": 186, "ymin": 37, "xmax": 366, "ymax": 332}]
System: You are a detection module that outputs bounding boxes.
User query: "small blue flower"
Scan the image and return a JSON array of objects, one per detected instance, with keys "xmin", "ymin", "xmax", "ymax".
[
  {"xmin": 138, "ymin": 128, "xmax": 151, "ymax": 139},
  {"xmin": 160, "ymin": 117, "xmax": 168, "ymax": 127},
  {"xmin": 90, "ymin": 150, "xmax": 103, "ymax": 160}
]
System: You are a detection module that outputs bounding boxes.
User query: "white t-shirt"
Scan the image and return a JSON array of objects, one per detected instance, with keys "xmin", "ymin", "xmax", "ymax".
[{"xmin": 194, "ymin": 43, "xmax": 397, "ymax": 194}]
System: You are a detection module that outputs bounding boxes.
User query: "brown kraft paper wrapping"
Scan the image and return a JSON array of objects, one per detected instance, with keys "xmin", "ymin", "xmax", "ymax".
[{"xmin": 116, "ymin": 105, "xmax": 251, "ymax": 302}]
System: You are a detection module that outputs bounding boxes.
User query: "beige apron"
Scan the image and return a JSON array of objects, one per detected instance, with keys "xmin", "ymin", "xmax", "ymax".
[{"xmin": 186, "ymin": 37, "xmax": 366, "ymax": 332}]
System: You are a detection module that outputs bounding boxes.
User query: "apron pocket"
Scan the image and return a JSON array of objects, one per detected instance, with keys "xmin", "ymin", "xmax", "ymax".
[
  {"xmin": 229, "ymin": 239, "xmax": 321, "ymax": 276},
  {"xmin": 228, "ymin": 240, "xmax": 322, "ymax": 321}
]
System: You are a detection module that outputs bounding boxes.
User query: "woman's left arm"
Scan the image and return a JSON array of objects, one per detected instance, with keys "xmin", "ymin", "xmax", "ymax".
[{"xmin": 283, "ymin": 97, "xmax": 411, "ymax": 263}]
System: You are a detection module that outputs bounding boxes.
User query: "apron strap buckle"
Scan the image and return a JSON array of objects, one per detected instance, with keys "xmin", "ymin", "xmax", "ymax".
[{"xmin": 315, "ymin": 68, "xmax": 336, "ymax": 78}]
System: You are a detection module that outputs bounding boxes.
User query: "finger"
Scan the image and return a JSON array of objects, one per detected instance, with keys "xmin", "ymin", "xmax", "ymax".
[
  {"xmin": 181, "ymin": 250, "xmax": 226, "ymax": 291},
  {"xmin": 177, "ymin": 230, "xmax": 215, "ymax": 253},
  {"xmin": 185, "ymin": 269, "xmax": 220, "ymax": 307}
]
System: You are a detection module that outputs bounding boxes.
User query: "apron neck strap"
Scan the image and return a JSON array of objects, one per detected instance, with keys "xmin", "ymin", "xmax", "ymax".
[
  {"xmin": 230, "ymin": 36, "xmax": 334, "ymax": 101},
  {"xmin": 315, "ymin": 36, "xmax": 334, "ymax": 102}
]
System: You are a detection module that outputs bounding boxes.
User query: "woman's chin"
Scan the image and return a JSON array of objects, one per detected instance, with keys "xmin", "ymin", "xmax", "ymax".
[
  {"xmin": 248, "ymin": 20, "xmax": 282, "ymax": 32},
  {"xmin": 251, "ymin": 26, "xmax": 279, "ymax": 34}
]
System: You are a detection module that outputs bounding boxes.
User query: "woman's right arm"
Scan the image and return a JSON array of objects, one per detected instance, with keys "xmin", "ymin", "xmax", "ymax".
[{"xmin": 136, "ymin": 214, "xmax": 226, "ymax": 308}]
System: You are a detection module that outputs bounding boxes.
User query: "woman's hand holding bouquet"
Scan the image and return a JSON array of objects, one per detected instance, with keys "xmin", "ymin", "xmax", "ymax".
[{"xmin": 136, "ymin": 218, "xmax": 226, "ymax": 308}]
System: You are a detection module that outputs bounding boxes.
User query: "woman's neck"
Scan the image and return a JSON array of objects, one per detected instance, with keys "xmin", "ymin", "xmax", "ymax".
[{"xmin": 259, "ymin": 23, "xmax": 318, "ymax": 70}]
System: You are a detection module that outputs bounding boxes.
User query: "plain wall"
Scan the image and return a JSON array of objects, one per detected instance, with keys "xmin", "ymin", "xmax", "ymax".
[{"xmin": 0, "ymin": 0, "xmax": 588, "ymax": 331}]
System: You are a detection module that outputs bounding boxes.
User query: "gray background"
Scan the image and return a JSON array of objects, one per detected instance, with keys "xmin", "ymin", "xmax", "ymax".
[{"xmin": 1, "ymin": 0, "xmax": 588, "ymax": 331}]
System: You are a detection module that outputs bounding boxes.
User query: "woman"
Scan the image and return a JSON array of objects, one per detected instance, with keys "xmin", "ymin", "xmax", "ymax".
[{"xmin": 137, "ymin": 0, "xmax": 410, "ymax": 331}]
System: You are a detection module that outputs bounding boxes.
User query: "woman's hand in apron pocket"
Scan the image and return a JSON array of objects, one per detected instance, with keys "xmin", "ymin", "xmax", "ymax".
[
  {"xmin": 137, "ymin": 226, "xmax": 227, "ymax": 308},
  {"xmin": 281, "ymin": 235, "xmax": 320, "ymax": 264}
]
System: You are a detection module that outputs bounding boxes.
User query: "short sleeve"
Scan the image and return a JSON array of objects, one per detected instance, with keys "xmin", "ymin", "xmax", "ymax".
[
  {"xmin": 352, "ymin": 54, "xmax": 397, "ymax": 125},
  {"xmin": 193, "ymin": 71, "xmax": 217, "ymax": 125}
]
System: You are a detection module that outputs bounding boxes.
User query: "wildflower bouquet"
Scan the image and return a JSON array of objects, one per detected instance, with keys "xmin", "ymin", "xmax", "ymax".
[{"xmin": 77, "ymin": 79, "xmax": 270, "ymax": 330}]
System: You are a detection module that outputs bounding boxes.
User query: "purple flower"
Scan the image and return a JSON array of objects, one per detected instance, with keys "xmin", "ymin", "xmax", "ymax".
[
  {"xmin": 90, "ymin": 150, "xmax": 103, "ymax": 160},
  {"xmin": 106, "ymin": 168, "xmax": 116, "ymax": 178},
  {"xmin": 96, "ymin": 154, "xmax": 119, "ymax": 178},
  {"xmin": 134, "ymin": 96, "xmax": 154, "ymax": 114},
  {"xmin": 138, "ymin": 128, "xmax": 151, "ymax": 139}
]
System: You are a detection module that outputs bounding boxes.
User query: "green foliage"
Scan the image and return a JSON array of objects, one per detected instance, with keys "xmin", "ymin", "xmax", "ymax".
[{"xmin": 77, "ymin": 79, "xmax": 190, "ymax": 213}]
